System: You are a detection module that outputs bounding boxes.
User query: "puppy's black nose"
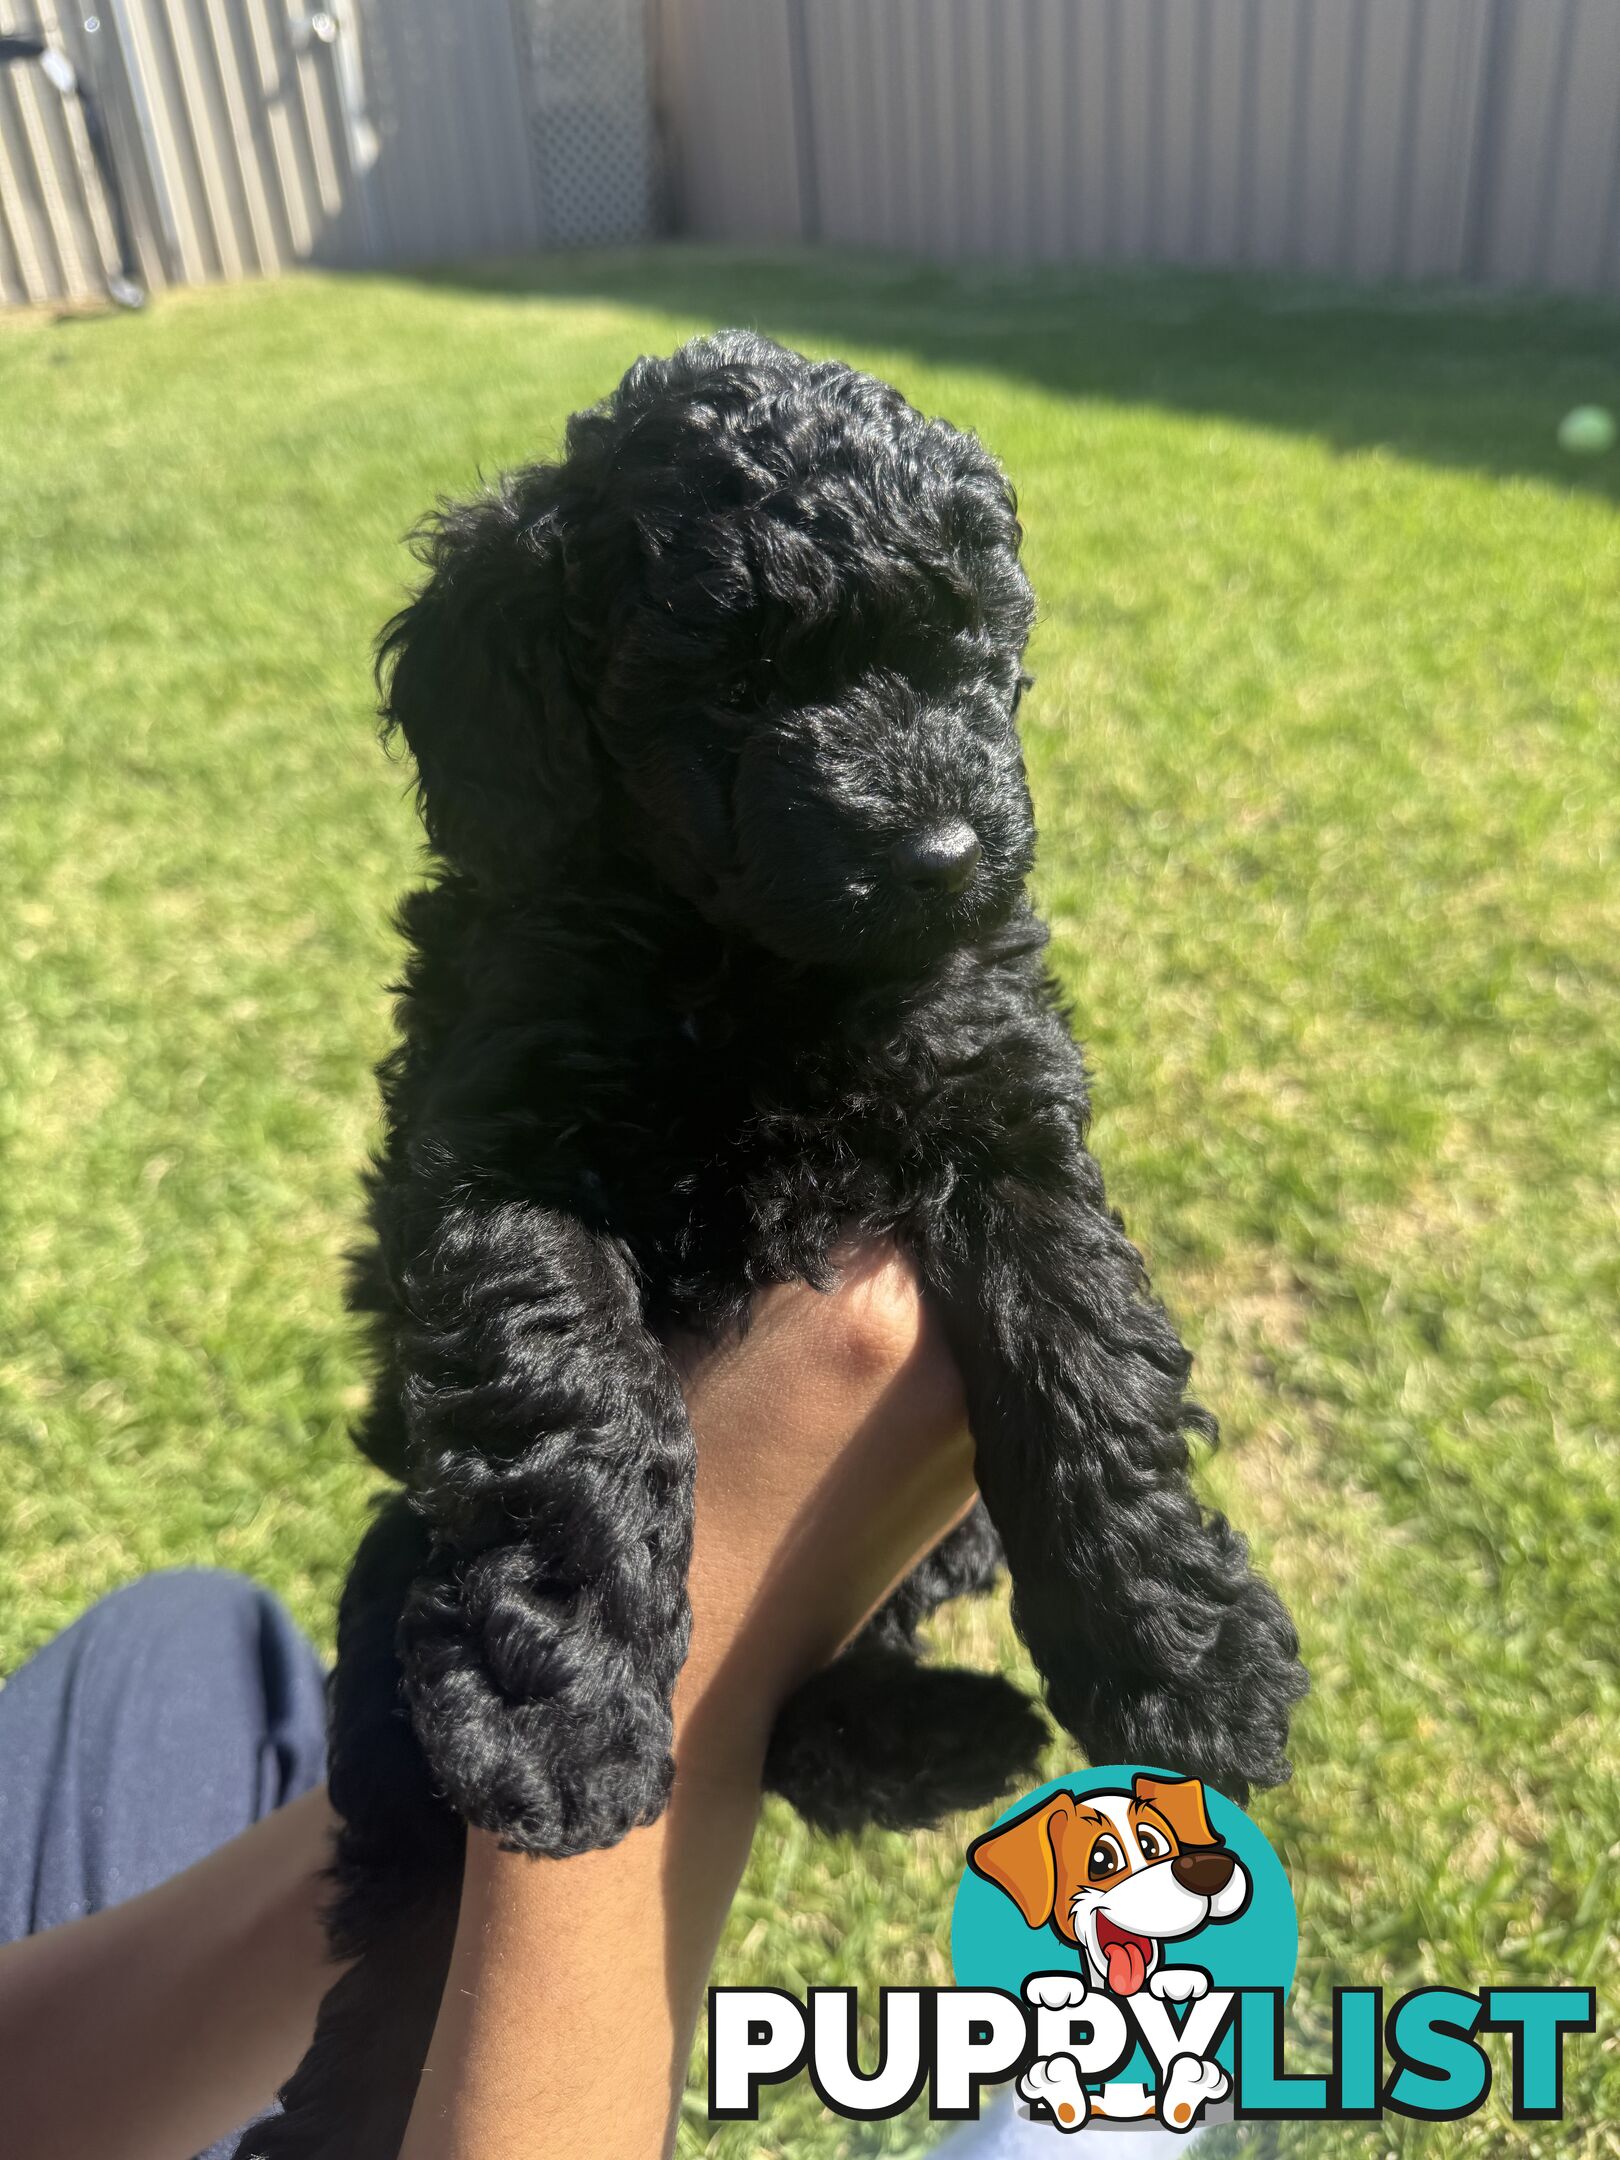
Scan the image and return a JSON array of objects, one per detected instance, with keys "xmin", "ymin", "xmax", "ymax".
[
  {"xmin": 1171, "ymin": 1850, "xmax": 1236, "ymax": 1897},
  {"xmin": 893, "ymin": 821, "xmax": 982, "ymax": 893}
]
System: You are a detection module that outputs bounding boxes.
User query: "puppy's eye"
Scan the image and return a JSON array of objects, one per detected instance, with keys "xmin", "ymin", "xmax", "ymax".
[
  {"xmin": 713, "ymin": 656, "xmax": 777, "ymax": 719},
  {"xmin": 708, "ymin": 688, "xmax": 761, "ymax": 740},
  {"xmin": 1087, "ymin": 1835, "xmax": 1125, "ymax": 1880},
  {"xmin": 1011, "ymin": 669, "xmax": 1035, "ymax": 715},
  {"xmin": 1136, "ymin": 1827, "xmax": 1168, "ymax": 1861}
]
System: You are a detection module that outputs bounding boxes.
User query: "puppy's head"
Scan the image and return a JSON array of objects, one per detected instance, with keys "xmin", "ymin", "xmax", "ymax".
[
  {"xmin": 967, "ymin": 1775, "xmax": 1250, "ymax": 1995},
  {"xmin": 379, "ymin": 332, "xmax": 1036, "ymax": 970}
]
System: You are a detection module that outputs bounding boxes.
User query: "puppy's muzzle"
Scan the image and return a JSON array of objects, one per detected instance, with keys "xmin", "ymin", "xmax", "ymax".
[
  {"xmin": 892, "ymin": 820, "xmax": 981, "ymax": 892},
  {"xmin": 1170, "ymin": 1849, "xmax": 1236, "ymax": 1897}
]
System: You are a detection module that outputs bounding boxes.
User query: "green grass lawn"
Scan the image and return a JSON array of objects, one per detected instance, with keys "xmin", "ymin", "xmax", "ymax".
[{"xmin": 3, "ymin": 249, "xmax": 1617, "ymax": 2156}]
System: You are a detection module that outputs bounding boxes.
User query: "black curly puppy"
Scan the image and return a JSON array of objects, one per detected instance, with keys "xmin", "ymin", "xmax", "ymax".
[{"xmin": 251, "ymin": 332, "xmax": 1306, "ymax": 2158}]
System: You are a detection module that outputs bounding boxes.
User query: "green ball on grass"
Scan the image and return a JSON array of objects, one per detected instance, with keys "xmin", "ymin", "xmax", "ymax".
[{"xmin": 1557, "ymin": 405, "xmax": 1616, "ymax": 456}]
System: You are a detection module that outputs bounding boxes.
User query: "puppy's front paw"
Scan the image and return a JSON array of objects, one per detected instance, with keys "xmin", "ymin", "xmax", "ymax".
[
  {"xmin": 1018, "ymin": 2054, "xmax": 1090, "ymax": 2132},
  {"xmin": 400, "ymin": 1551, "xmax": 675, "ymax": 1857},
  {"xmin": 1148, "ymin": 1964, "xmax": 1210, "ymax": 2004},
  {"xmin": 1157, "ymin": 2052, "xmax": 1229, "ymax": 2131}
]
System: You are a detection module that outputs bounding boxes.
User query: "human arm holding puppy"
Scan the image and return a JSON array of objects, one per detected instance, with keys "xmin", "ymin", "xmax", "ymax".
[{"xmin": 398, "ymin": 1245, "xmax": 980, "ymax": 2160}]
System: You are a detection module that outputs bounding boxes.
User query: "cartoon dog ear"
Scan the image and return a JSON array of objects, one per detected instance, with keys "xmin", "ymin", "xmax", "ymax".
[
  {"xmin": 966, "ymin": 1794, "xmax": 1075, "ymax": 1928},
  {"xmin": 1133, "ymin": 1773, "xmax": 1222, "ymax": 1849},
  {"xmin": 377, "ymin": 467, "xmax": 599, "ymax": 887}
]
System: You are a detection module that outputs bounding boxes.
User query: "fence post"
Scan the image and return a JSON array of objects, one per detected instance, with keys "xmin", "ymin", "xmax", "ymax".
[
  {"xmin": 1462, "ymin": 0, "xmax": 1513, "ymax": 280},
  {"xmin": 785, "ymin": 0, "xmax": 819, "ymax": 243}
]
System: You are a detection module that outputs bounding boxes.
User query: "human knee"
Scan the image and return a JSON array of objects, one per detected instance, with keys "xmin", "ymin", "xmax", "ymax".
[{"xmin": 85, "ymin": 1566, "xmax": 268, "ymax": 1642}]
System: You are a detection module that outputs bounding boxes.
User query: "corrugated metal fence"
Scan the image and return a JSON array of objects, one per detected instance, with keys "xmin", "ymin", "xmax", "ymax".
[
  {"xmin": 8, "ymin": 1, "xmax": 1620, "ymax": 307},
  {"xmin": 0, "ymin": 0, "xmax": 651, "ymax": 306},
  {"xmin": 656, "ymin": 0, "xmax": 1620, "ymax": 293}
]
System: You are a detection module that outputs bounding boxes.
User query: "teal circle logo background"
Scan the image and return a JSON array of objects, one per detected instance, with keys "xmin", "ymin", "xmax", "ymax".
[{"xmin": 951, "ymin": 1765, "xmax": 1297, "ymax": 2085}]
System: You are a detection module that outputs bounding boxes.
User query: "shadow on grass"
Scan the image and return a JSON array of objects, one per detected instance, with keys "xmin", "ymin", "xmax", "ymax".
[{"xmin": 386, "ymin": 243, "xmax": 1620, "ymax": 505}]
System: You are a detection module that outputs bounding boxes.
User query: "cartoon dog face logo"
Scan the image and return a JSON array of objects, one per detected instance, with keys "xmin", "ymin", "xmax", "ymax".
[{"xmin": 966, "ymin": 1773, "xmax": 1250, "ymax": 1997}]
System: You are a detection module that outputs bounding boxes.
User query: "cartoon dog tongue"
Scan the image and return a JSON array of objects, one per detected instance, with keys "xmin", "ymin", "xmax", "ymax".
[{"xmin": 1098, "ymin": 1920, "xmax": 1151, "ymax": 1996}]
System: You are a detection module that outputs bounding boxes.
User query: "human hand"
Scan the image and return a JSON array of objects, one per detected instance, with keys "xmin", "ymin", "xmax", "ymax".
[{"xmin": 668, "ymin": 1241, "xmax": 978, "ymax": 1782}]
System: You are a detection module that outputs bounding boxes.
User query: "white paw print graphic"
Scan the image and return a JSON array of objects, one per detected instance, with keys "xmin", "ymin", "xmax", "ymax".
[
  {"xmin": 1148, "ymin": 1965, "xmax": 1211, "ymax": 2004},
  {"xmin": 1157, "ymin": 2050, "xmax": 1230, "ymax": 2132},
  {"xmin": 1018, "ymin": 2052, "xmax": 1091, "ymax": 2133}
]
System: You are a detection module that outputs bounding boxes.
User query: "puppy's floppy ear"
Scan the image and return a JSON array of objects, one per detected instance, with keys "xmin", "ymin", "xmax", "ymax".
[
  {"xmin": 1134, "ymin": 1773, "xmax": 1221, "ymax": 1850},
  {"xmin": 967, "ymin": 1792, "xmax": 1075, "ymax": 1929},
  {"xmin": 378, "ymin": 468, "xmax": 598, "ymax": 885}
]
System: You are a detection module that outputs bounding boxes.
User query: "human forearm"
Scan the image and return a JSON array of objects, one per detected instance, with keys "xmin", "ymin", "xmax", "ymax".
[
  {"xmin": 400, "ymin": 1254, "xmax": 977, "ymax": 2160},
  {"xmin": 402, "ymin": 1758, "xmax": 762, "ymax": 2160},
  {"xmin": 0, "ymin": 1785, "xmax": 341, "ymax": 2160},
  {"xmin": 399, "ymin": 1525, "xmax": 778, "ymax": 2160}
]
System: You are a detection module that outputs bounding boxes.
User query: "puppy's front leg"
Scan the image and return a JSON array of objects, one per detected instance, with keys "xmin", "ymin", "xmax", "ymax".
[
  {"xmin": 931, "ymin": 1135, "xmax": 1307, "ymax": 1804},
  {"xmin": 390, "ymin": 1195, "xmax": 695, "ymax": 1857}
]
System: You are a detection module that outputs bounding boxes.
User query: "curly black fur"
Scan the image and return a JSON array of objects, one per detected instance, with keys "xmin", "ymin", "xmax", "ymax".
[{"xmin": 243, "ymin": 333, "xmax": 1306, "ymax": 2157}]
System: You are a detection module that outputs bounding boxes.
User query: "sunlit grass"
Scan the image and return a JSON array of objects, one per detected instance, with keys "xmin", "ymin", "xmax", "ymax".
[{"xmin": 3, "ymin": 251, "xmax": 1616, "ymax": 2155}]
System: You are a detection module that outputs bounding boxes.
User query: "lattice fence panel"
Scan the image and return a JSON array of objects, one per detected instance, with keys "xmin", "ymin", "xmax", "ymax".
[{"xmin": 516, "ymin": 0, "xmax": 654, "ymax": 246}]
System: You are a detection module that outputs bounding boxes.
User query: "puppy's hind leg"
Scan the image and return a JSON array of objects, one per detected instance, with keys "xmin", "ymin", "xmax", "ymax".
[{"xmin": 765, "ymin": 1505, "xmax": 1048, "ymax": 1833}]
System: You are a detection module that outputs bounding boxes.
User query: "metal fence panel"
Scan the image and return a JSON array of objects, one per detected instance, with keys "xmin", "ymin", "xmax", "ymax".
[
  {"xmin": 1200, "ymin": 0, "xmax": 1250, "ymax": 268},
  {"xmin": 1158, "ymin": 0, "xmax": 1203, "ymax": 265},
  {"xmin": 10, "ymin": 0, "xmax": 1620, "ymax": 308},
  {"xmin": 1540, "ymin": 0, "xmax": 1620, "ymax": 291},
  {"xmin": 654, "ymin": 0, "xmax": 802, "ymax": 241},
  {"xmin": 1, "ymin": 0, "xmax": 656, "ymax": 307},
  {"xmin": 1402, "ymin": 0, "xmax": 1490, "ymax": 280},
  {"xmin": 357, "ymin": 0, "xmax": 538, "ymax": 267},
  {"xmin": 660, "ymin": 0, "xmax": 1620, "ymax": 295},
  {"xmin": 918, "ymin": 0, "xmax": 963, "ymax": 255},
  {"xmin": 0, "ymin": 0, "xmax": 128, "ymax": 303},
  {"xmin": 1482, "ymin": 0, "xmax": 1573, "ymax": 287}
]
